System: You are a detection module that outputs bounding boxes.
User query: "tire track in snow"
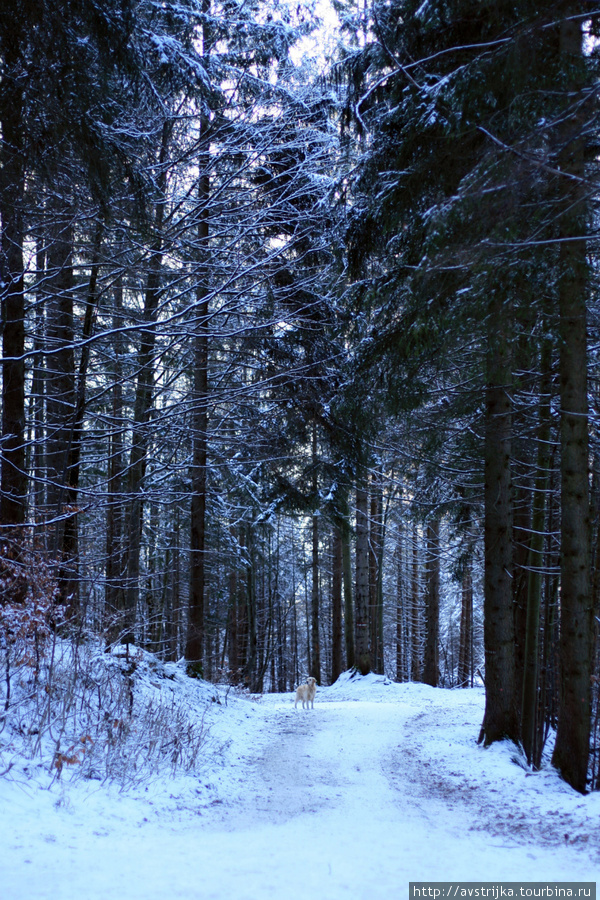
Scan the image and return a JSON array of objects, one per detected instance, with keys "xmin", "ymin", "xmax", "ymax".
[{"xmin": 392, "ymin": 701, "xmax": 600, "ymax": 861}]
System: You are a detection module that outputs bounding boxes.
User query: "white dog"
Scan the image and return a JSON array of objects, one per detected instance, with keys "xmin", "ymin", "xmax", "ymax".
[{"xmin": 295, "ymin": 676, "xmax": 317, "ymax": 710}]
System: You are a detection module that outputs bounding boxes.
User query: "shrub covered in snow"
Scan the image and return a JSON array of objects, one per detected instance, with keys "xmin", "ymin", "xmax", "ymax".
[{"xmin": 0, "ymin": 626, "xmax": 212, "ymax": 789}]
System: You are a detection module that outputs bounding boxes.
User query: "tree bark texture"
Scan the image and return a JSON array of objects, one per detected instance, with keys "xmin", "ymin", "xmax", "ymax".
[
  {"xmin": 339, "ymin": 489, "xmax": 355, "ymax": 670},
  {"xmin": 355, "ymin": 478, "xmax": 371, "ymax": 675},
  {"xmin": 396, "ymin": 519, "xmax": 405, "ymax": 682},
  {"xmin": 310, "ymin": 510, "xmax": 321, "ymax": 682},
  {"xmin": 481, "ymin": 292, "xmax": 519, "ymax": 746},
  {"xmin": 552, "ymin": 14, "xmax": 594, "ymax": 793},
  {"xmin": 58, "ymin": 223, "xmax": 103, "ymax": 613},
  {"xmin": 44, "ymin": 206, "xmax": 76, "ymax": 611},
  {"xmin": 0, "ymin": 49, "xmax": 26, "ymax": 529},
  {"xmin": 187, "ymin": 7, "xmax": 211, "ymax": 665},
  {"xmin": 411, "ymin": 521, "xmax": 421, "ymax": 681},
  {"xmin": 124, "ymin": 230, "xmax": 163, "ymax": 642},
  {"xmin": 123, "ymin": 122, "xmax": 170, "ymax": 645},
  {"xmin": 369, "ymin": 476, "xmax": 384, "ymax": 674},
  {"xmin": 458, "ymin": 558, "xmax": 473, "ymax": 688},
  {"xmin": 309, "ymin": 423, "xmax": 321, "ymax": 682},
  {"xmin": 521, "ymin": 337, "xmax": 552, "ymax": 764},
  {"xmin": 105, "ymin": 280, "xmax": 126, "ymax": 622},
  {"xmin": 331, "ymin": 524, "xmax": 343, "ymax": 683},
  {"xmin": 422, "ymin": 519, "xmax": 440, "ymax": 687}
]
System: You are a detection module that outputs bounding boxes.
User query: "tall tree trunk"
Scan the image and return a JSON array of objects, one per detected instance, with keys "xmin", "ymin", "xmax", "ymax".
[
  {"xmin": 541, "ymin": 470, "xmax": 560, "ymax": 750},
  {"xmin": 522, "ymin": 337, "xmax": 552, "ymax": 764},
  {"xmin": 410, "ymin": 520, "xmax": 421, "ymax": 681},
  {"xmin": 31, "ymin": 239, "xmax": 46, "ymax": 519},
  {"xmin": 227, "ymin": 525, "xmax": 240, "ymax": 679},
  {"xmin": 480, "ymin": 291, "xmax": 519, "ymax": 746},
  {"xmin": 309, "ymin": 422, "xmax": 321, "ymax": 682},
  {"xmin": 458, "ymin": 557, "xmax": 473, "ymax": 688},
  {"xmin": 512, "ymin": 321, "xmax": 537, "ymax": 716},
  {"xmin": 124, "ymin": 269, "xmax": 160, "ymax": 641},
  {"xmin": 512, "ymin": 482, "xmax": 531, "ymax": 720},
  {"xmin": 276, "ymin": 530, "xmax": 286, "ymax": 693},
  {"xmin": 187, "ymin": 200, "xmax": 209, "ymax": 669},
  {"xmin": 396, "ymin": 519, "xmax": 405, "ymax": 682},
  {"xmin": 45, "ymin": 206, "xmax": 76, "ymax": 611},
  {"xmin": 106, "ymin": 278, "xmax": 126, "ymax": 626},
  {"xmin": 331, "ymin": 524, "xmax": 343, "ymax": 682},
  {"xmin": 0, "ymin": 54, "xmax": 26, "ymax": 531},
  {"xmin": 169, "ymin": 505, "xmax": 181, "ymax": 661},
  {"xmin": 369, "ymin": 485, "xmax": 378, "ymax": 671},
  {"xmin": 376, "ymin": 525, "xmax": 385, "ymax": 677},
  {"xmin": 338, "ymin": 488, "xmax": 355, "ymax": 670},
  {"xmin": 355, "ymin": 476, "xmax": 371, "ymax": 675},
  {"xmin": 125, "ymin": 123, "xmax": 170, "ymax": 647},
  {"xmin": 244, "ymin": 527, "xmax": 259, "ymax": 690},
  {"xmin": 369, "ymin": 474, "xmax": 384, "ymax": 674},
  {"xmin": 237, "ymin": 527, "xmax": 250, "ymax": 682},
  {"xmin": 423, "ymin": 519, "xmax": 440, "ymax": 687},
  {"xmin": 187, "ymin": 9, "xmax": 211, "ymax": 667},
  {"xmin": 58, "ymin": 223, "xmax": 103, "ymax": 614},
  {"xmin": 552, "ymin": 14, "xmax": 593, "ymax": 793}
]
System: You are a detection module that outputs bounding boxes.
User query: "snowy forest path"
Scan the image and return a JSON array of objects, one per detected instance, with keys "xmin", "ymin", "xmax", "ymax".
[
  {"xmin": 200, "ymin": 689, "xmax": 599, "ymax": 897},
  {"xmin": 219, "ymin": 697, "xmax": 403, "ymax": 828},
  {"xmin": 1, "ymin": 685, "xmax": 598, "ymax": 900}
]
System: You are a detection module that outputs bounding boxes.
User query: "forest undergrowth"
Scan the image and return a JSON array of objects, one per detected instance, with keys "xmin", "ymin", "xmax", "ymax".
[{"xmin": 0, "ymin": 610, "xmax": 216, "ymax": 790}]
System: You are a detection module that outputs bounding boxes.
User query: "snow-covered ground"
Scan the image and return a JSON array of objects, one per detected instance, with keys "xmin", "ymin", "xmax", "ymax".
[{"xmin": 1, "ymin": 668, "xmax": 598, "ymax": 900}]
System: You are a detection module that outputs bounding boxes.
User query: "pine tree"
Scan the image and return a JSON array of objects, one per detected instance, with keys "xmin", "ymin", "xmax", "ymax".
[{"xmin": 337, "ymin": 0, "xmax": 599, "ymax": 783}]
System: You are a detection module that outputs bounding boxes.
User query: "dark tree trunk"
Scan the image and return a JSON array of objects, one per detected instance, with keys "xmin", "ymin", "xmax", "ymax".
[
  {"xmin": 331, "ymin": 524, "xmax": 343, "ymax": 682},
  {"xmin": 552, "ymin": 14, "xmax": 594, "ymax": 793},
  {"xmin": 168, "ymin": 506, "xmax": 181, "ymax": 661},
  {"xmin": 369, "ymin": 475, "xmax": 384, "ymax": 674},
  {"xmin": 422, "ymin": 519, "xmax": 440, "ymax": 687},
  {"xmin": 369, "ymin": 487, "xmax": 378, "ymax": 670},
  {"xmin": 512, "ymin": 483, "xmax": 531, "ymax": 720},
  {"xmin": 540, "ymin": 474, "xmax": 560, "ymax": 757},
  {"xmin": 58, "ymin": 223, "xmax": 103, "ymax": 614},
  {"xmin": 309, "ymin": 423, "xmax": 321, "ymax": 683},
  {"xmin": 0, "ymin": 53, "xmax": 27, "ymax": 530},
  {"xmin": 187, "ymin": 198, "xmax": 209, "ymax": 669},
  {"xmin": 411, "ymin": 521, "xmax": 421, "ymax": 682},
  {"xmin": 237, "ymin": 527, "xmax": 249, "ymax": 681},
  {"xmin": 458, "ymin": 558, "xmax": 473, "ymax": 688},
  {"xmin": 44, "ymin": 207, "xmax": 76, "ymax": 611},
  {"xmin": 106, "ymin": 279, "xmax": 126, "ymax": 624},
  {"xmin": 244, "ymin": 528, "xmax": 259, "ymax": 691},
  {"xmin": 480, "ymin": 292, "xmax": 519, "ymax": 746},
  {"xmin": 355, "ymin": 477, "xmax": 371, "ymax": 675},
  {"xmin": 124, "ymin": 247, "xmax": 162, "ymax": 642},
  {"xmin": 227, "ymin": 526, "xmax": 240, "ymax": 679},
  {"xmin": 512, "ymin": 319, "xmax": 537, "ymax": 715},
  {"xmin": 339, "ymin": 489, "xmax": 355, "ymax": 670},
  {"xmin": 187, "ymin": 4, "xmax": 211, "ymax": 664},
  {"xmin": 125, "ymin": 123, "xmax": 170, "ymax": 646},
  {"xmin": 277, "ymin": 588, "xmax": 286, "ymax": 693},
  {"xmin": 396, "ymin": 519, "xmax": 405, "ymax": 682},
  {"xmin": 522, "ymin": 337, "xmax": 552, "ymax": 764},
  {"xmin": 31, "ymin": 239, "xmax": 46, "ymax": 518}
]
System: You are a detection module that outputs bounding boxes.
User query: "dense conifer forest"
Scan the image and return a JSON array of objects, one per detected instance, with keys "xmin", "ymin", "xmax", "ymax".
[{"xmin": 1, "ymin": 0, "xmax": 600, "ymax": 794}]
